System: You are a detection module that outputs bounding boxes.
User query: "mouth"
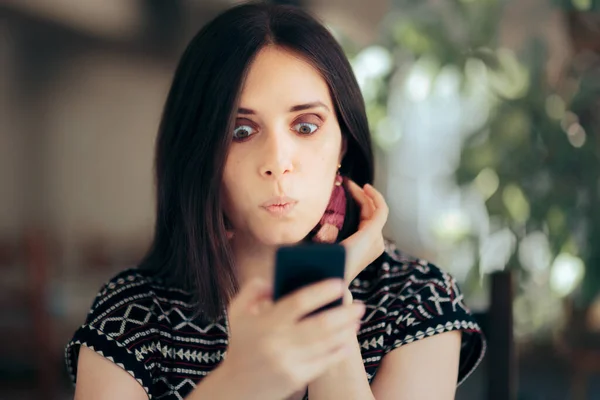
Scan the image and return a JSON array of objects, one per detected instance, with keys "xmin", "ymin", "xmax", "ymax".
[{"xmin": 260, "ymin": 196, "xmax": 298, "ymax": 217}]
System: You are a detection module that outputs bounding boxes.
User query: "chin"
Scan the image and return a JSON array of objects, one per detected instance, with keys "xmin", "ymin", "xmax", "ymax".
[{"xmin": 255, "ymin": 226, "xmax": 311, "ymax": 247}]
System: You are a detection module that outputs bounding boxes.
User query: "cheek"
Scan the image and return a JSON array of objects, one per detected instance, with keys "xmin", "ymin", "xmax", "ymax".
[
  {"xmin": 303, "ymin": 163, "xmax": 338, "ymax": 211},
  {"xmin": 303, "ymin": 132, "xmax": 340, "ymax": 166},
  {"xmin": 300, "ymin": 140, "xmax": 341, "ymax": 206},
  {"xmin": 302, "ymin": 150, "xmax": 339, "ymax": 186},
  {"xmin": 221, "ymin": 167, "xmax": 258, "ymax": 227}
]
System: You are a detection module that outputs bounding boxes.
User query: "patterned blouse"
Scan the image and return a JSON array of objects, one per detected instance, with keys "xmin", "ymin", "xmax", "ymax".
[{"xmin": 65, "ymin": 240, "xmax": 486, "ymax": 399}]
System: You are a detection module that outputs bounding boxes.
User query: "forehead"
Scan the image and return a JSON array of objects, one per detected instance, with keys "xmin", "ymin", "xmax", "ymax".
[{"xmin": 238, "ymin": 46, "xmax": 332, "ymax": 110}]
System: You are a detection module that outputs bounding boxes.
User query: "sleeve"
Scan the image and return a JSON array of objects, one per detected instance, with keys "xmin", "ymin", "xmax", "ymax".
[
  {"xmin": 64, "ymin": 270, "xmax": 161, "ymax": 398},
  {"xmin": 383, "ymin": 258, "xmax": 486, "ymax": 386}
]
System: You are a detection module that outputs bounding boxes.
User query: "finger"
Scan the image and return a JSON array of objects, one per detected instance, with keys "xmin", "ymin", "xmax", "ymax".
[
  {"xmin": 292, "ymin": 339, "xmax": 355, "ymax": 384},
  {"xmin": 345, "ymin": 179, "xmax": 375, "ymax": 220},
  {"xmin": 363, "ymin": 184, "xmax": 389, "ymax": 227},
  {"xmin": 297, "ymin": 302, "xmax": 365, "ymax": 339},
  {"xmin": 295, "ymin": 323, "xmax": 359, "ymax": 365},
  {"xmin": 230, "ymin": 278, "xmax": 273, "ymax": 316},
  {"xmin": 345, "ymin": 179, "xmax": 371, "ymax": 212},
  {"xmin": 271, "ymin": 279, "xmax": 346, "ymax": 323},
  {"xmin": 364, "ymin": 184, "xmax": 388, "ymax": 212},
  {"xmin": 364, "ymin": 195, "xmax": 376, "ymax": 220},
  {"xmin": 288, "ymin": 303, "xmax": 363, "ymax": 361}
]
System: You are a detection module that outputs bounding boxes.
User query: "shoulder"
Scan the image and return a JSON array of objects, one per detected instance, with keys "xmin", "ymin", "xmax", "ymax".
[
  {"xmin": 83, "ymin": 268, "xmax": 193, "ymax": 331},
  {"xmin": 350, "ymin": 239, "xmax": 459, "ymax": 302},
  {"xmin": 85, "ymin": 268, "xmax": 157, "ymax": 327},
  {"xmin": 65, "ymin": 268, "xmax": 196, "ymax": 395},
  {"xmin": 352, "ymin": 239, "xmax": 486, "ymax": 386}
]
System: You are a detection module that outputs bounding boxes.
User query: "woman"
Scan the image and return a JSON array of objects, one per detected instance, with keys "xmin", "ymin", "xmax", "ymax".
[{"xmin": 66, "ymin": 2, "xmax": 485, "ymax": 399}]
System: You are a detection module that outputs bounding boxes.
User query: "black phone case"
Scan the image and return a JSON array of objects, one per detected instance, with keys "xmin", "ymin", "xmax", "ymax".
[{"xmin": 273, "ymin": 243, "xmax": 346, "ymax": 315}]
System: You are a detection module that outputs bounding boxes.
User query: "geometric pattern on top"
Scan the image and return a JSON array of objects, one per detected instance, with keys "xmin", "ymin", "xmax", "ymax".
[{"xmin": 65, "ymin": 239, "xmax": 486, "ymax": 399}]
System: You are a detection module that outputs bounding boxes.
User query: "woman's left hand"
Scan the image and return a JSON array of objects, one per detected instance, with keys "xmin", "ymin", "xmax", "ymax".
[{"xmin": 341, "ymin": 179, "xmax": 389, "ymax": 284}]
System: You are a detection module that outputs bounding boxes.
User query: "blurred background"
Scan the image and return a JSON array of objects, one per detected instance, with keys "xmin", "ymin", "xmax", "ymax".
[{"xmin": 1, "ymin": 0, "xmax": 599, "ymax": 399}]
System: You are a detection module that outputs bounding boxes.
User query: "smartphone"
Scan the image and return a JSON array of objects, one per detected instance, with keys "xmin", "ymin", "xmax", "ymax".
[{"xmin": 273, "ymin": 243, "xmax": 346, "ymax": 316}]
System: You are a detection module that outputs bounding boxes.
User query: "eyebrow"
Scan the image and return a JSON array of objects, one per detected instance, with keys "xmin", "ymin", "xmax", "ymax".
[{"xmin": 237, "ymin": 101, "xmax": 331, "ymax": 115}]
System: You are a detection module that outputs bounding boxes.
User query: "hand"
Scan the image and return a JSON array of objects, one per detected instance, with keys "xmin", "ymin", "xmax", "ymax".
[
  {"xmin": 220, "ymin": 278, "xmax": 366, "ymax": 400},
  {"xmin": 341, "ymin": 179, "xmax": 389, "ymax": 283}
]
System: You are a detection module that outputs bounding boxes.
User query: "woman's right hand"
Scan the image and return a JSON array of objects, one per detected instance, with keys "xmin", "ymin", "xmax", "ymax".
[{"xmin": 220, "ymin": 277, "xmax": 365, "ymax": 400}]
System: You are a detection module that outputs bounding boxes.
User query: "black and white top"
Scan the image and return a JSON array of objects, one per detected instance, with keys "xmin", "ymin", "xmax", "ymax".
[{"xmin": 65, "ymin": 240, "xmax": 486, "ymax": 399}]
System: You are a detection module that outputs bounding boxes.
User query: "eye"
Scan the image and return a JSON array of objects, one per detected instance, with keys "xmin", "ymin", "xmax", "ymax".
[
  {"xmin": 293, "ymin": 122, "xmax": 319, "ymax": 135},
  {"xmin": 233, "ymin": 124, "xmax": 257, "ymax": 141}
]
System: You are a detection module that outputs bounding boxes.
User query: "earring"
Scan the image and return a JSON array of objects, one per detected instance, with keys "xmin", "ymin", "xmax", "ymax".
[
  {"xmin": 335, "ymin": 163, "xmax": 342, "ymax": 187},
  {"xmin": 223, "ymin": 214, "xmax": 235, "ymax": 240},
  {"xmin": 311, "ymin": 164, "xmax": 346, "ymax": 243}
]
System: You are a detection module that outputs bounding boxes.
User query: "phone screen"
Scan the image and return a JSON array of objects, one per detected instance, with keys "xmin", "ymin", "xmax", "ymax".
[{"xmin": 273, "ymin": 243, "xmax": 346, "ymax": 315}]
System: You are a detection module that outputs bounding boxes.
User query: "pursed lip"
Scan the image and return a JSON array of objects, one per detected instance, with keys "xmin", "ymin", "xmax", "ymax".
[{"xmin": 260, "ymin": 195, "xmax": 298, "ymax": 208}]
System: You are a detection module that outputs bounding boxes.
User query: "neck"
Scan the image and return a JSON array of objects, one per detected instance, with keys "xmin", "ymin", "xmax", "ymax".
[{"xmin": 230, "ymin": 234, "xmax": 278, "ymax": 288}]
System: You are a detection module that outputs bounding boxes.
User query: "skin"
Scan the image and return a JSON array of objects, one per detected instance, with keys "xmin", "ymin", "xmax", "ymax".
[
  {"xmin": 75, "ymin": 46, "xmax": 461, "ymax": 400},
  {"xmin": 221, "ymin": 45, "xmax": 346, "ymax": 287}
]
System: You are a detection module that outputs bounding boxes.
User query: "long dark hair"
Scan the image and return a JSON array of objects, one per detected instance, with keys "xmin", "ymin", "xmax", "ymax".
[{"xmin": 139, "ymin": 1, "xmax": 374, "ymax": 321}]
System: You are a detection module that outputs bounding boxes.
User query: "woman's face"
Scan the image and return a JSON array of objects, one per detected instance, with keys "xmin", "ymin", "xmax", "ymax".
[{"xmin": 222, "ymin": 46, "xmax": 345, "ymax": 247}]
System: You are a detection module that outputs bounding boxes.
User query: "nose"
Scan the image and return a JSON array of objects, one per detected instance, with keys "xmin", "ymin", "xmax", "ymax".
[{"xmin": 258, "ymin": 130, "xmax": 295, "ymax": 179}]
